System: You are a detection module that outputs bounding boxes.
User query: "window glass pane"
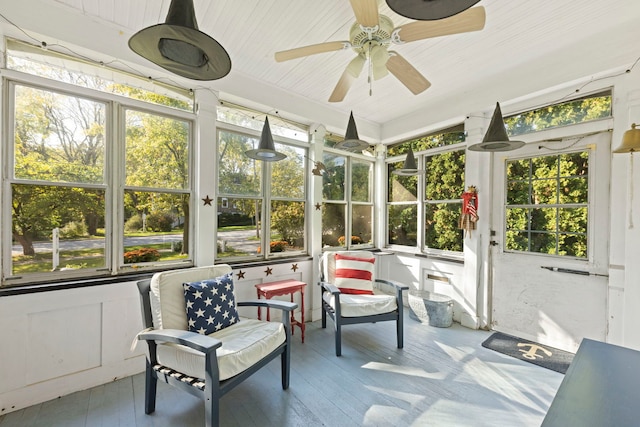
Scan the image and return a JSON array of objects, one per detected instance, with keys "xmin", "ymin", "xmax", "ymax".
[
  {"xmin": 387, "ymin": 125, "xmax": 465, "ymax": 155},
  {"xmin": 425, "ymin": 150, "xmax": 465, "ymax": 201},
  {"xmin": 559, "ymin": 233, "xmax": 587, "ymax": 257},
  {"xmin": 504, "ymin": 91, "xmax": 612, "ymax": 136},
  {"xmin": 217, "ymin": 198, "xmax": 262, "ymax": 259},
  {"xmin": 507, "ymin": 180, "xmax": 530, "ymax": 205},
  {"xmin": 531, "ymin": 207, "xmax": 557, "ymax": 232},
  {"xmin": 14, "ymin": 85, "xmax": 105, "ymax": 184},
  {"xmin": 425, "ymin": 203, "xmax": 463, "ymax": 251},
  {"xmin": 218, "ymin": 130, "xmax": 261, "ymax": 196},
  {"xmin": 532, "ymin": 179, "xmax": 558, "ymax": 204},
  {"xmin": 11, "ymin": 184, "xmax": 106, "ymax": 274},
  {"xmin": 271, "ymin": 144, "xmax": 305, "ymax": 199},
  {"xmin": 270, "ymin": 201, "xmax": 305, "ymax": 255},
  {"xmin": 216, "ymin": 105, "xmax": 308, "ymax": 142},
  {"xmin": 388, "ymin": 163, "xmax": 418, "ymax": 202},
  {"xmin": 388, "ymin": 205, "xmax": 417, "ymax": 246},
  {"xmin": 123, "ymin": 191, "xmax": 189, "ymax": 264},
  {"xmin": 351, "ymin": 160, "xmax": 372, "ymax": 202},
  {"xmin": 530, "ymin": 232, "xmax": 556, "ymax": 254},
  {"xmin": 506, "ymin": 208, "xmax": 528, "ymax": 232},
  {"xmin": 322, "ymin": 203, "xmax": 345, "ymax": 248},
  {"xmin": 352, "ymin": 205, "xmax": 373, "ymax": 246},
  {"xmin": 506, "ymin": 230, "xmax": 529, "ymax": 252},
  {"xmin": 8, "ymin": 40, "xmax": 193, "ymax": 111},
  {"xmin": 126, "ymin": 110, "xmax": 189, "ymax": 190},
  {"xmin": 322, "ymin": 153, "xmax": 346, "ymax": 200}
]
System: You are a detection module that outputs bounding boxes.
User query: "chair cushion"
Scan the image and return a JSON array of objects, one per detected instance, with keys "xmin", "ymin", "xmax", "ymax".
[
  {"xmin": 156, "ymin": 318, "xmax": 285, "ymax": 381},
  {"xmin": 150, "ymin": 265, "xmax": 233, "ymax": 330},
  {"xmin": 183, "ymin": 272, "xmax": 240, "ymax": 335},
  {"xmin": 333, "ymin": 253, "xmax": 375, "ymax": 294},
  {"xmin": 323, "ymin": 292, "xmax": 397, "ymax": 317}
]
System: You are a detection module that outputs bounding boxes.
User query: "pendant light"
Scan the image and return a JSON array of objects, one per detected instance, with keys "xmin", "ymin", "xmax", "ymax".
[
  {"xmin": 392, "ymin": 148, "xmax": 425, "ymax": 176},
  {"xmin": 386, "ymin": 0, "xmax": 481, "ymax": 20},
  {"xmin": 334, "ymin": 112, "xmax": 370, "ymax": 152},
  {"xmin": 129, "ymin": 0, "xmax": 231, "ymax": 81},
  {"xmin": 245, "ymin": 117, "xmax": 287, "ymax": 162},
  {"xmin": 468, "ymin": 102, "xmax": 525, "ymax": 152}
]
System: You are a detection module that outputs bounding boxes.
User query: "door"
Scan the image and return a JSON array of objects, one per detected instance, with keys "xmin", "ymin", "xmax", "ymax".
[{"xmin": 489, "ymin": 132, "xmax": 610, "ymax": 352}]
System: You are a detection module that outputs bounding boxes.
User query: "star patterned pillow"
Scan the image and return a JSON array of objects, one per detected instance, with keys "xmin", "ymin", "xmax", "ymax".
[{"xmin": 183, "ymin": 272, "xmax": 240, "ymax": 335}]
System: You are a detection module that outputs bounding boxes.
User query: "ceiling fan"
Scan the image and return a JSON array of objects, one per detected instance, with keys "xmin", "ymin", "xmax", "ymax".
[{"xmin": 274, "ymin": 0, "xmax": 486, "ymax": 102}]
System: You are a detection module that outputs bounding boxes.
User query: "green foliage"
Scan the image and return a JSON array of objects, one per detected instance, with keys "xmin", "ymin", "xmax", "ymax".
[
  {"xmin": 124, "ymin": 214, "xmax": 143, "ymax": 232},
  {"xmin": 59, "ymin": 221, "xmax": 88, "ymax": 239},
  {"xmin": 271, "ymin": 201, "xmax": 305, "ymax": 245},
  {"xmin": 146, "ymin": 212, "xmax": 175, "ymax": 232},
  {"xmin": 123, "ymin": 248, "xmax": 160, "ymax": 263},
  {"xmin": 504, "ymin": 93, "xmax": 611, "ymax": 136}
]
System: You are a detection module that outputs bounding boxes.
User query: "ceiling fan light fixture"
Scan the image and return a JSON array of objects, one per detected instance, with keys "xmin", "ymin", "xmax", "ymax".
[
  {"xmin": 385, "ymin": 0, "xmax": 481, "ymax": 21},
  {"xmin": 614, "ymin": 123, "xmax": 640, "ymax": 153},
  {"xmin": 392, "ymin": 148, "xmax": 425, "ymax": 175},
  {"xmin": 245, "ymin": 117, "xmax": 287, "ymax": 161},
  {"xmin": 128, "ymin": 0, "xmax": 231, "ymax": 80},
  {"xmin": 335, "ymin": 112, "xmax": 370, "ymax": 152},
  {"xmin": 467, "ymin": 102, "xmax": 526, "ymax": 152}
]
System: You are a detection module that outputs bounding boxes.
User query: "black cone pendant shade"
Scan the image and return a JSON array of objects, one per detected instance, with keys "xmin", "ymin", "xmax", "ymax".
[
  {"xmin": 392, "ymin": 148, "xmax": 425, "ymax": 175},
  {"xmin": 334, "ymin": 112, "xmax": 370, "ymax": 152},
  {"xmin": 129, "ymin": 0, "xmax": 231, "ymax": 80},
  {"xmin": 245, "ymin": 117, "xmax": 286, "ymax": 161},
  {"xmin": 468, "ymin": 102, "xmax": 525, "ymax": 152},
  {"xmin": 386, "ymin": 0, "xmax": 481, "ymax": 20}
]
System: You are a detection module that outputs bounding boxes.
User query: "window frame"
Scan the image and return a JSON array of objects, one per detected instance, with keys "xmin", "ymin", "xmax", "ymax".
[
  {"xmin": 386, "ymin": 136, "xmax": 466, "ymax": 257},
  {"xmin": 2, "ymin": 70, "xmax": 196, "ymax": 287},
  {"xmin": 321, "ymin": 147, "xmax": 375, "ymax": 251},
  {"xmin": 215, "ymin": 120, "xmax": 310, "ymax": 261}
]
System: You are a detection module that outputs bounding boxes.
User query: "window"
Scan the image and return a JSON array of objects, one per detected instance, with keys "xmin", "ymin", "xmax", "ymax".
[
  {"xmin": 387, "ymin": 126, "xmax": 466, "ymax": 253},
  {"xmin": 4, "ymin": 63, "xmax": 194, "ymax": 286},
  {"xmin": 505, "ymin": 151, "xmax": 589, "ymax": 257},
  {"xmin": 216, "ymin": 109, "xmax": 308, "ymax": 260},
  {"xmin": 321, "ymin": 145, "xmax": 374, "ymax": 249},
  {"xmin": 504, "ymin": 90, "xmax": 612, "ymax": 136}
]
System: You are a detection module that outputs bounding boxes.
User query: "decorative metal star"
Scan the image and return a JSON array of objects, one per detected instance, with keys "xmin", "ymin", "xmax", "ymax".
[
  {"xmin": 202, "ymin": 195, "xmax": 213, "ymax": 206},
  {"xmin": 264, "ymin": 267, "xmax": 273, "ymax": 276},
  {"xmin": 315, "ymin": 203, "xmax": 322, "ymax": 210},
  {"xmin": 236, "ymin": 270, "xmax": 245, "ymax": 280},
  {"xmin": 291, "ymin": 263, "xmax": 298, "ymax": 272}
]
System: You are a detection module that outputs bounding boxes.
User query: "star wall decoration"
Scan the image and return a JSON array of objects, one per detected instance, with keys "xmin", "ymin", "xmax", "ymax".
[
  {"xmin": 291, "ymin": 263, "xmax": 298, "ymax": 272},
  {"xmin": 202, "ymin": 195, "xmax": 213, "ymax": 206},
  {"xmin": 236, "ymin": 270, "xmax": 245, "ymax": 280},
  {"xmin": 264, "ymin": 267, "xmax": 273, "ymax": 276},
  {"xmin": 315, "ymin": 203, "xmax": 322, "ymax": 210}
]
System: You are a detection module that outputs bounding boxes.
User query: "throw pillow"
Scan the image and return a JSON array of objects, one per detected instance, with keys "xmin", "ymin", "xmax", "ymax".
[
  {"xmin": 334, "ymin": 253, "xmax": 375, "ymax": 295},
  {"xmin": 183, "ymin": 272, "xmax": 240, "ymax": 335}
]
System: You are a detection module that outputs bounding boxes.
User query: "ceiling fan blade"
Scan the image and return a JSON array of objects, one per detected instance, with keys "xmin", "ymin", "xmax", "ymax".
[
  {"xmin": 349, "ymin": 0, "xmax": 379, "ymax": 27},
  {"xmin": 386, "ymin": 52, "xmax": 431, "ymax": 95},
  {"xmin": 392, "ymin": 6, "xmax": 486, "ymax": 43},
  {"xmin": 329, "ymin": 55, "xmax": 366, "ymax": 102},
  {"xmin": 275, "ymin": 41, "xmax": 350, "ymax": 62}
]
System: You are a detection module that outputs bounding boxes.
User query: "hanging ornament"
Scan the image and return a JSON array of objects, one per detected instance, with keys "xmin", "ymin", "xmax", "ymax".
[{"xmin": 459, "ymin": 186, "xmax": 479, "ymax": 238}]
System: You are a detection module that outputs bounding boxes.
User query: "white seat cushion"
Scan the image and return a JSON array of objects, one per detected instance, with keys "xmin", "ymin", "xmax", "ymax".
[
  {"xmin": 157, "ymin": 318, "xmax": 285, "ymax": 381},
  {"xmin": 323, "ymin": 292, "xmax": 397, "ymax": 317}
]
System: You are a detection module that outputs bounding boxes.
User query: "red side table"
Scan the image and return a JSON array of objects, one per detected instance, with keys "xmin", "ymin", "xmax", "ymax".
[{"xmin": 255, "ymin": 279, "xmax": 306, "ymax": 343}]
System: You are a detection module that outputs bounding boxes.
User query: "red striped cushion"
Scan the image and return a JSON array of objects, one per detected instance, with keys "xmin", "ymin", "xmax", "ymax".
[{"xmin": 334, "ymin": 253, "xmax": 375, "ymax": 295}]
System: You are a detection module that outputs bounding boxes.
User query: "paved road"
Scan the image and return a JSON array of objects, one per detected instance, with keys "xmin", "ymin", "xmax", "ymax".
[{"xmin": 11, "ymin": 230, "xmax": 257, "ymax": 256}]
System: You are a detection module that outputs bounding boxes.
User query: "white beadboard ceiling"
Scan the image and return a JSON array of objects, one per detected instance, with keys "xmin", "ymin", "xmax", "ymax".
[{"xmin": 1, "ymin": 0, "xmax": 638, "ymax": 142}]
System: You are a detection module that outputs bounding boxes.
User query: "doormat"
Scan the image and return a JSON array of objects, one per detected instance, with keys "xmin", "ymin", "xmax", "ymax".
[{"xmin": 481, "ymin": 332, "xmax": 574, "ymax": 374}]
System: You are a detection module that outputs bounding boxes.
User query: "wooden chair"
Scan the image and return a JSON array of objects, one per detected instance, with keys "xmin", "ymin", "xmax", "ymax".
[
  {"xmin": 319, "ymin": 251, "xmax": 409, "ymax": 356},
  {"xmin": 136, "ymin": 264, "xmax": 297, "ymax": 427}
]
